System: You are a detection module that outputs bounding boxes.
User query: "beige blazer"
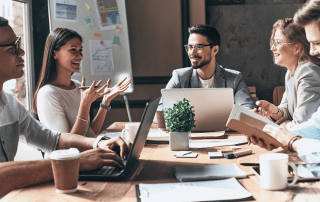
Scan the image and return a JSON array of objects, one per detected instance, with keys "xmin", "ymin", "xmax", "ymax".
[{"xmin": 278, "ymin": 62, "xmax": 320, "ymax": 128}]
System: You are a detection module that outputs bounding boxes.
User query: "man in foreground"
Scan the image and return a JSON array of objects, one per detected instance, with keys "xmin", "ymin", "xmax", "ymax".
[
  {"xmin": 166, "ymin": 24, "xmax": 256, "ymax": 109},
  {"xmin": 0, "ymin": 17, "xmax": 131, "ymax": 196}
]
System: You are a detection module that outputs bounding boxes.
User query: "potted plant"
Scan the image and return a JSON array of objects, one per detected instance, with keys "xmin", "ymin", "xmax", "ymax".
[{"xmin": 163, "ymin": 98, "xmax": 196, "ymax": 150}]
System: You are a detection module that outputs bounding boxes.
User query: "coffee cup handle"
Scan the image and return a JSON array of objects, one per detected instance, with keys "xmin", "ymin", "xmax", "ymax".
[
  {"xmin": 121, "ymin": 129, "xmax": 128, "ymax": 138},
  {"xmin": 287, "ymin": 162, "xmax": 299, "ymax": 186}
]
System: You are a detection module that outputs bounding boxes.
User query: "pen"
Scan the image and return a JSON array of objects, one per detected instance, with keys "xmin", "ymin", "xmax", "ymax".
[
  {"xmin": 79, "ymin": 86, "xmax": 101, "ymax": 89},
  {"xmin": 225, "ymin": 149, "xmax": 252, "ymax": 159},
  {"xmin": 240, "ymin": 163, "xmax": 260, "ymax": 166},
  {"xmin": 255, "ymin": 105, "xmax": 259, "ymax": 112}
]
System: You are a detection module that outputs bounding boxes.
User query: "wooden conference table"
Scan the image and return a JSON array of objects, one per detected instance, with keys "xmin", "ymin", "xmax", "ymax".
[{"xmin": 2, "ymin": 122, "xmax": 320, "ymax": 202}]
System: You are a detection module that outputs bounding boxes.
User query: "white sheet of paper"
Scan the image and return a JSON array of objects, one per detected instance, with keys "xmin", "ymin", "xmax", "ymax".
[
  {"xmin": 54, "ymin": 0, "xmax": 78, "ymax": 22},
  {"xmin": 89, "ymin": 40, "xmax": 114, "ymax": 75},
  {"xmin": 148, "ymin": 129, "xmax": 169, "ymax": 137},
  {"xmin": 172, "ymin": 151, "xmax": 191, "ymax": 156},
  {"xmin": 189, "ymin": 141, "xmax": 248, "ymax": 148},
  {"xmin": 139, "ymin": 177, "xmax": 252, "ymax": 202},
  {"xmin": 176, "ymin": 153, "xmax": 198, "ymax": 158}
]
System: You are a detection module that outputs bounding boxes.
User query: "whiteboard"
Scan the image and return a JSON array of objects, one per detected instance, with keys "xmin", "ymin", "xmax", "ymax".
[{"xmin": 48, "ymin": 0, "xmax": 133, "ymax": 93}]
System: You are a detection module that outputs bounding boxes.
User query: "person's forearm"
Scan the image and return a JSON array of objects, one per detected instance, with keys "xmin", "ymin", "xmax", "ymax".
[
  {"xmin": 0, "ymin": 159, "xmax": 53, "ymax": 196},
  {"xmin": 70, "ymin": 102, "xmax": 91, "ymax": 136},
  {"xmin": 56, "ymin": 133, "xmax": 95, "ymax": 152},
  {"xmin": 91, "ymin": 107, "xmax": 108, "ymax": 135}
]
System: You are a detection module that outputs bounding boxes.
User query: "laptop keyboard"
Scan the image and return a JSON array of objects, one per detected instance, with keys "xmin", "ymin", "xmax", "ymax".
[
  {"xmin": 79, "ymin": 160, "xmax": 127, "ymax": 176},
  {"xmin": 79, "ymin": 166, "xmax": 115, "ymax": 176},
  {"xmin": 98, "ymin": 166, "xmax": 115, "ymax": 175}
]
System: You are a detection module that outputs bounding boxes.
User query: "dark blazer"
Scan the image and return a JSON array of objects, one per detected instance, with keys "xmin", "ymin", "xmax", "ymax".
[{"xmin": 165, "ymin": 63, "xmax": 256, "ymax": 109}]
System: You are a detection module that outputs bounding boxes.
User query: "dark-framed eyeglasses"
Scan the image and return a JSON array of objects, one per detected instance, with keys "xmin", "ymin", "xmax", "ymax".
[
  {"xmin": 0, "ymin": 36, "xmax": 21, "ymax": 55},
  {"xmin": 184, "ymin": 44, "xmax": 214, "ymax": 53},
  {"xmin": 271, "ymin": 40, "xmax": 296, "ymax": 47}
]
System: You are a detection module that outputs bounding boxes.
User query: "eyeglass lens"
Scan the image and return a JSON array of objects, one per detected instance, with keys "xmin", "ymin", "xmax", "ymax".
[
  {"xmin": 15, "ymin": 37, "xmax": 21, "ymax": 55},
  {"xmin": 185, "ymin": 45, "xmax": 200, "ymax": 53}
]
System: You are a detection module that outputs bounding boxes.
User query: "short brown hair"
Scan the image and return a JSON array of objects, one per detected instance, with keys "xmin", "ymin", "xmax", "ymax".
[
  {"xmin": 270, "ymin": 18, "xmax": 320, "ymax": 66},
  {"xmin": 294, "ymin": 0, "xmax": 320, "ymax": 29}
]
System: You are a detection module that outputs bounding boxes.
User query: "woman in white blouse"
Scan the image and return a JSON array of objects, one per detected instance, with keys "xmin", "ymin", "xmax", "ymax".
[{"xmin": 33, "ymin": 28, "xmax": 131, "ymax": 137}]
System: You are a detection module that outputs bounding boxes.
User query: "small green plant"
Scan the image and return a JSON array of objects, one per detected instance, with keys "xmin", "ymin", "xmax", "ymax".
[{"xmin": 163, "ymin": 98, "xmax": 196, "ymax": 132}]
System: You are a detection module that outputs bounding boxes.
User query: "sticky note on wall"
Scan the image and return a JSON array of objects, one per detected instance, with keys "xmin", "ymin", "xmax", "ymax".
[
  {"xmin": 113, "ymin": 36, "xmax": 120, "ymax": 45},
  {"xmin": 94, "ymin": 33, "xmax": 101, "ymax": 37},
  {"xmin": 85, "ymin": 3, "xmax": 90, "ymax": 9},
  {"xmin": 84, "ymin": 16, "xmax": 94, "ymax": 27},
  {"xmin": 115, "ymin": 25, "xmax": 121, "ymax": 32}
]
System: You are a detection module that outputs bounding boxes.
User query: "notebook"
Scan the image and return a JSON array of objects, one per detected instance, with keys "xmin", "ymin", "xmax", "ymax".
[
  {"xmin": 174, "ymin": 163, "xmax": 247, "ymax": 182},
  {"xmin": 79, "ymin": 94, "xmax": 161, "ymax": 181},
  {"xmin": 161, "ymin": 88, "xmax": 234, "ymax": 131}
]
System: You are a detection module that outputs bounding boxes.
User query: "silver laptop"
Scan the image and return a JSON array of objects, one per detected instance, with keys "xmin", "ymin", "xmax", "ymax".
[{"xmin": 161, "ymin": 88, "xmax": 234, "ymax": 132}]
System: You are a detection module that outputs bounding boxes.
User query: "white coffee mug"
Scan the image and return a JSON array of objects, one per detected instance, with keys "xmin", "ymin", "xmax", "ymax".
[
  {"xmin": 121, "ymin": 123, "xmax": 140, "ymax": 142},
  {"xmin": 259, "ymin": 153, "xmax": 298, "ymax": 190}
]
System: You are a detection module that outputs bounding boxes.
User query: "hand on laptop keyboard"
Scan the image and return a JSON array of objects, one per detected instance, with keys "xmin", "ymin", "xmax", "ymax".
[
  {"xmin": 97, "ymin": 136, "xmax": 132, "ymax": 159},
  {"xmin": 78, "ymin": 148, "xmax": 124, "ymax": 171}
]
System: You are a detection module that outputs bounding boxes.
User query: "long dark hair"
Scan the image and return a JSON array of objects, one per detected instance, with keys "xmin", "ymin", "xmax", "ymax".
[
  {"xmin": 33, "ymin": 28, "xmax": 82, "ymax": 114},
  {"xmin": 270, "ymin": 18, "xmax": 320, "ymax": 66}
]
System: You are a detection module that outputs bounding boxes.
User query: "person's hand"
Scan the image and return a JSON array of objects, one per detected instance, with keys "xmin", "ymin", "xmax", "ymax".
[
  {"xmin": 102, "ymin": 77, "xmax": 132, "ymax": 106},
  {"xmin": 80, "ymin": 77, "xmax": 110, "ymax": 106},
  {"xmin": 79, "ymin": 148, "xmax": 124, "ymax": 171},
  {"xmin": 280, "ymin": 120, "xmax": 291, "ymax": 127},
  {"xmin": 246, "ymin": 124, "xmax": 295, "ymax": 151},
  {"xmin": 98, "ymin": 136, "xmax": 132, "ymax": 159},
  {"xmin": 254, "ymin": 100, "xmax": 278, "ymax": 118}
]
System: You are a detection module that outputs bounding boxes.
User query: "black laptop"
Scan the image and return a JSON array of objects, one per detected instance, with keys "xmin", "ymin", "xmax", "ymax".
[{"xmin": 79, "ymin": 94, "xmax": 161, "ymax": 181}]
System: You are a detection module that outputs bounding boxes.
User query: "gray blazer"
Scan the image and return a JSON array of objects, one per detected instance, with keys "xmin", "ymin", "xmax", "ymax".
[
  {"xmin": 165, "ymin": 63, "xmax": 256, "ymax": 109},
  {"xmin": 278, "ymin": 62, "xmax": 320, "ymax": 128}
]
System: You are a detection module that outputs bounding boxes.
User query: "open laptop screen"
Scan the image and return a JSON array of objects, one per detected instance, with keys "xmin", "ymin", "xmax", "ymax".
[{"xmin": 124, "ymin": 94, "xmax": 161, "ymax": 171}]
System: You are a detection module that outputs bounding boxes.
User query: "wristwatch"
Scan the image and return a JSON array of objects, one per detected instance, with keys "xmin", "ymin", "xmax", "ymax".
[{"xmin": 100, "ymin": 103, "xmax": 111, "ymax": 111}]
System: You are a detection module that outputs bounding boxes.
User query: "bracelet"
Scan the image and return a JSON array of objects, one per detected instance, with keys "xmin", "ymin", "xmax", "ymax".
[
  {"xmin": 288, "ymin": 136, "xmax": 302, "ymax": 152},
  {"xmin": 76, "ymin": 116, "xmax": 88, "ymax": 122},
  {"xmin": 93, "ymin": 136, "xmax": 110, "ymax": 149}
]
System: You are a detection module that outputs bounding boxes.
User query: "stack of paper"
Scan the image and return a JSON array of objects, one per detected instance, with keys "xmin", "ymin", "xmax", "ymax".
[{"xmin": 137, "ymin": 177, "xmax": 252, "ymax": 202}]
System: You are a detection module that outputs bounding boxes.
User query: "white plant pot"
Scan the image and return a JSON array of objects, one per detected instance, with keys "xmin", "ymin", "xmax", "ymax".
[{"xmin": 169, "ymin": 131, "xmax": 190, "ymax": 151}]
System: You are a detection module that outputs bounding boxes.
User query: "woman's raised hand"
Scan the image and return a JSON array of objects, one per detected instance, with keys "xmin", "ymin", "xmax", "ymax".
[
  {"xmin": 254, "ymin": 100, "xmax": 278, "ymax": 118},
  {"xmin": 80, "ymin": 77, "xmax": 111, "ymax": 106},
  {"xmin": 102, "ymin": 77, "xmax": 132, "ymax": 106}
]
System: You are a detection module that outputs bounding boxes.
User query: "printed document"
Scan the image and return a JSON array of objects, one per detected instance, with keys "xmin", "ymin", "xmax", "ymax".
[{"xmin": 138, "ymin": 177, "xmax": 252, "ymax": 202}]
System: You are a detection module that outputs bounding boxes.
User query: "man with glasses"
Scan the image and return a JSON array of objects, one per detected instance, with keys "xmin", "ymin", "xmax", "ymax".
[
  {"xmin": 0, "ymin": 17, "xmax": 131, "ymax": 196},
  {"xmin": 166, "ymin": 24, "xmax": 255, "ymax": 109}
]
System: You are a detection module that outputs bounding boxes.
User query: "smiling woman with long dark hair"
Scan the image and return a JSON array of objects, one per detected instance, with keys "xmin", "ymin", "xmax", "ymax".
[{"xmin": 33, "ymin": 28, "xmax": 131, "ymax": 137}]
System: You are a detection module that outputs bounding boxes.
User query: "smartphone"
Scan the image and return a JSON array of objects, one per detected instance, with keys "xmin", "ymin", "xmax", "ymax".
[{"xmin": 251, "ymin": 163, "xmax": 320, "ymax": 182}]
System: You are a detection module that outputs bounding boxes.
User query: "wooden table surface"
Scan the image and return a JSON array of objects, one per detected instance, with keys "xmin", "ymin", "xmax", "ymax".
[{"xmin": 2, "ymin": 122, "xmax": 320, "ymax": 202}]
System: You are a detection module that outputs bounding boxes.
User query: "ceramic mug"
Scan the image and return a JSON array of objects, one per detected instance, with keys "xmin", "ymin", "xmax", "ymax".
[
  {"xmin": 259, "ymin": 153, "xmax": 298, "ymax": 190},
  {"xmin": 121, "ymin": 123, "xmax": 140, "ymax": 142}
]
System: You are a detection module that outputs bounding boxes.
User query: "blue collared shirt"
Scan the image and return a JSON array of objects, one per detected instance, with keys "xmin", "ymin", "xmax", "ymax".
[{"xmin": 0, "ymin": 89, "xmax": 60, "ymax": 162}]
